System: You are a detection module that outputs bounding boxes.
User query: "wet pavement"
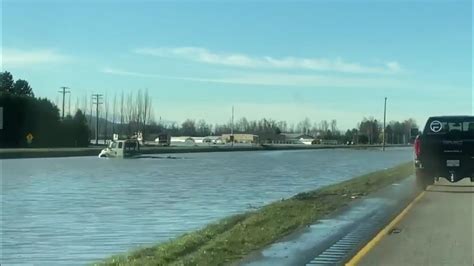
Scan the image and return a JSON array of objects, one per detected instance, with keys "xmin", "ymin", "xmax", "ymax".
[
  {"xmin": 359, "ymin": 179, "xmax": 474, "ymax": 266},
  {"xmin": 239, "ymin": 175, "xmax": 420, "ymax": 266}
]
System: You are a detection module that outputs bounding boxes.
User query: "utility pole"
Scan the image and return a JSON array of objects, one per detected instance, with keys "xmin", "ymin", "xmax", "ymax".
[
  {"xmin": 383, "ymin": 97, "xmax": 387, "ymax": 151},
  {"xmin": 92, "ymin": 93, "xmax": 103, "ymax": 145},
  {"xmin": 58, "ymin": 87, "xmax": 70, "ymax": 120},
  {"xmin": 231, "ymin": 105, "xmax": 234, "ymax": 147}
]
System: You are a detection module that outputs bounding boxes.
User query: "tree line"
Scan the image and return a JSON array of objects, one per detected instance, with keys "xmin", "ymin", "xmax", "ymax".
[
  {"xmin": 1, "ymin": 70, "xmax": 419, "ymax": 147},
  {"xmin": 51, "ymin": 87, "xmax": 420, "ymax": 145},
  {"xmin": 143, "ymin": 116, "xmax": 418, "ymax": 145},
  {"xmin": 0, "ymin": 71, "xmax": 89, "ymax": 147},
  {"xmin": 70, "ymin": 89, "xmax": 154, "ymax": 143}
]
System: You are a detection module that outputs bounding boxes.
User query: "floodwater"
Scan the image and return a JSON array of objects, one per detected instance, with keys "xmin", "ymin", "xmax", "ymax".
[{"xmin": 1, "ymin": 147, "xmax": 412, "ymax": 265}]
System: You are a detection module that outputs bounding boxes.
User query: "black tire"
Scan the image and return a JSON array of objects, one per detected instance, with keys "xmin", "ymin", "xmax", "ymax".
[{"xmin": 416, "ymin": 168, "xmax": 434, "ymax": 191}]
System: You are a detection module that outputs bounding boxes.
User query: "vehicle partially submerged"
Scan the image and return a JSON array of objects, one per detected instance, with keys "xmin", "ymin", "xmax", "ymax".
[{"xmin": 98, "ymin": 139, "xmax": 141, "ymax": 158}]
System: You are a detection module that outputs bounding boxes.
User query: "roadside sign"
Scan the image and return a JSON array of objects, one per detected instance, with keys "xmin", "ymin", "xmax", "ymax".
[{"xmin": 26, "ymin": 133, "xmax": 34, "ymax": 144}]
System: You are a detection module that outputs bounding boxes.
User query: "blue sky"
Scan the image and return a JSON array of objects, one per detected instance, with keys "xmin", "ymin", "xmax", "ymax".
[{"xmin": 1, "ymin": 0, "xmax": 472, "ymax": 130}]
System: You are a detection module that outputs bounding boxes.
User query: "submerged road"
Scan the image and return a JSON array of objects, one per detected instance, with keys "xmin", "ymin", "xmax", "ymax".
[
  {"xmin": 0, "ymin": 144, "xmax": 409, "ymax": 159},
  {"xmin": 356, "ymin": 179, "xmax": 474, "ymax": 266},
  {"xmin": 2, "ymin": 148, "xmax": 412, "ymax": 265}
]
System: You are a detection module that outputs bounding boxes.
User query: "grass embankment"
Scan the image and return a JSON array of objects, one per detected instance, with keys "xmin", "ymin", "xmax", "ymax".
[{"xmin": 97, "ymin": 162, "xmax": 414, "ymax": 266}]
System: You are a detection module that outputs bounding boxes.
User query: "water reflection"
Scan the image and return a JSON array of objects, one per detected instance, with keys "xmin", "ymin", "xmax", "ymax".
[{"xmin": 2, "ymin": 148, "xmax": 411, "ymax": 265}]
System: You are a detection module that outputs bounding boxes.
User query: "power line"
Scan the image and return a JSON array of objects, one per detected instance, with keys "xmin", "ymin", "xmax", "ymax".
[
  {"xmin": 92, "ymin": 93, "xmax": 103, "ymax": 145},
  {"xmin": 58, "ymin": 87, "xmax": 71, "ymax": 120}
]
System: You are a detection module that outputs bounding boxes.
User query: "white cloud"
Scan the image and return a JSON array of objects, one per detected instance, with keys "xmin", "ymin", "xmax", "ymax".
[
  {"xmin": 100, "ymin": 67, "xmax": 404, "ymax": 89},
  {"xmin": 100, "ymin": 67, "xmax": 469, "ymax": 129},
  {"xmin": 133, "ymin": 47, "xmax": 403, "ymax": 74},
  {"xmin": 101, "ymin": 67, "xmax": 233, "ymax": 83},
  {"xmin": 385, "ymin": 61, "xmax": 402, "ymax": 72},
  {"xmin": 1, "ymin": 48, "xmax": 71, "ymax": 68}
]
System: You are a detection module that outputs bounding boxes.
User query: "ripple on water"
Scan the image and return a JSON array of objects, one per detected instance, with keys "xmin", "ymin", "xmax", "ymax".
[{"xmin": 2, "ymin": 148, "xmax": 412, "ymax": 265}]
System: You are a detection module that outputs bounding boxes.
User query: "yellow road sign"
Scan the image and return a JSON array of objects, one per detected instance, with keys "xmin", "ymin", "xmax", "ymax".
[{"xmin": 26, "ymin": 133, "xmax": 34, "ymax": 144}]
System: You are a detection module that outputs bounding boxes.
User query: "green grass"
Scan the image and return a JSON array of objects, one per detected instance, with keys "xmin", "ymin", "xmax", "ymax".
[{"xmin": 96, "ymin": 162, "xmax": 414, "ymax": 266}]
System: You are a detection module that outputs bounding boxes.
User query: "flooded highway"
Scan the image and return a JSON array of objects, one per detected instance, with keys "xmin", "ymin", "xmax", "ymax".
[{"xmin": 1, "ymin": 148, "xmax": 412, "ymax": 265}]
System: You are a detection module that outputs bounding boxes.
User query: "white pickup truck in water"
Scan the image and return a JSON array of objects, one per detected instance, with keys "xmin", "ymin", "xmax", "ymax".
[{"xmin": 98, "ymin": 139, "xmax": 141, "ymax": 158}]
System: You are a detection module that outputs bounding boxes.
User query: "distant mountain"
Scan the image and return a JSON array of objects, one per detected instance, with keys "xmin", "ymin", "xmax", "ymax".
[{"xmin": 85, "ymin": 115, "xmax": 120, "ymax": 133}]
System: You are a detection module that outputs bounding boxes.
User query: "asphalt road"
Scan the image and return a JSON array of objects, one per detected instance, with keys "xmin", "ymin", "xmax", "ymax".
[{"xmin": 358, "ymin": 178, "xmax": 474, "ymax": 266}]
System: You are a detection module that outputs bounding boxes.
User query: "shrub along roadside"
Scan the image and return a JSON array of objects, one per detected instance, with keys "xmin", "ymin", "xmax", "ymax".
[
  {"xmin": 96, "ymin": 162, "xmax": 414, "ymax": 266},
  {"xmin": 0, "ymin": 94, "xmax": 90, "ymax": 147}
]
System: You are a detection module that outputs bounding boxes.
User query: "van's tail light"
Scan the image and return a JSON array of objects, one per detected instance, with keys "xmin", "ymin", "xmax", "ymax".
[{"xmin": 414, "ymin": 136, "xmax": 421, "ymax": 158}]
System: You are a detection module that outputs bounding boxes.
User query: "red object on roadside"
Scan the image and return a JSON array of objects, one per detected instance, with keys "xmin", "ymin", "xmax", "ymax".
[{"xmin": 414, "ymin": 136, "xmax": 421, "ymax": 158}]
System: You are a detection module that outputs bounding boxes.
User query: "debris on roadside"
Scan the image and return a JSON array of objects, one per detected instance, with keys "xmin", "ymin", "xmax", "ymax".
[
  {"xmin": 389, "ymin": 228, "xmax": 402, "ymax": 234},
  {"xmin": 350, "ymin": 192, "xmax": 365, "ymax": 199}
]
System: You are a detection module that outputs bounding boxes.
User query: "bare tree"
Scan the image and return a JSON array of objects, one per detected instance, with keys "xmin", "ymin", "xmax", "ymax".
[
  {"xmin": 276, "ymin": 120, "xmax": 288, "ymax": 133},
  {"xmin": 297, "ymin": 118, "xmax": 311, "ymax": 134},
  {"xmin": 147, "ymin": 101, "xmax": 155, "ymax": 127},
  {"xmin": 112, "ymin": 92, "xmax": 117, "ymax": 135},
  {"xmin": 134, "ymin": 91, "xmax": 141, "ymax": 134},
  {"xmin": 182, "ymin": 119, "xmax": 197, "ymax": 136},
  {"xmin": 126, "ymin": 91, "xmax": 134, "ymax": 135},
  {"xmin": 89, "ymin": 93, "xmax": 93, "ymax": 132},
  {"xmin": 82, "ymin": 93, "xmax": 92, "ymax": 132},
  {"xmin": 82, "ymin": 93, "xmax": 88, "ymax": 114},
  {"xmin": 142, "ymin": 89, "xmax": 149, "ymax": 140},
  {"xmin": 310, "ymin": 121, "xmax": 319, "ymax": 136},
  {"xmin": 67, "ymin": 92, "xmax": 71, "ymax": 117},
  {"xmin": 135, "ymin": 89, "xmax": 143, "ymax": 133},
  {"xmin": 288, "ymin": 123, "xmax": 295, "ymax": 133},
  {"xmin": 75, "ymin": 96, "xmax": 79, "ymax": 114},
  {"xmin": 330, "ymin": 119, "xmax": 338, "ymax": 133},
  {"xmin": 320, "ymin": 120, "xmax": 329, "ymax": 135},
  {"xmin": 55, "ymin": 95, "xmax": 59, "ymax": 109},
  {"xmin": 120, "ymin": 90, "xmax": 124, "ymax": 135},
  {"xmin": 197, "ymin": 119, "xmax": 211, "ymax": 136},
  {"xmin": 104, "ymin": 93, "xmax": 109, "ymax": 143}
]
